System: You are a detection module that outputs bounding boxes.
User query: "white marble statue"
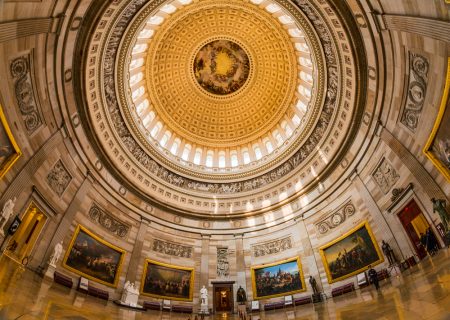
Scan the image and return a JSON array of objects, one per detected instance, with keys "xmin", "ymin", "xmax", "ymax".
[
  {"xmin": 200, "ymin": 285, "xmax": 209, "ymax": 314},
  {"xmin": 121, "ymin": 280, "xmax": 139, "ymax": 307},
  {"xmin": 49, "ymin": 241, "xmax": 63, "ymax": 267},
  {"xmin": 0, "ymin": 197, "xmax": 16, "ymax": 235}
]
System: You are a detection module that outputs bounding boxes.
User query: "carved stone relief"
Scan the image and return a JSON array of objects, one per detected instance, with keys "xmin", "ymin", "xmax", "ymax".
[
  {"xmin": 315, "ymin": 201, "xmax": 355, "ymax": 234},
  {"xmin": 10, "ymin": 54, "xmax": 43, "ymax": 134},
  {"xmin": 46, "ymin": 160, "xmax": 72, "ymax": 197},
  {"xmin": 400, "ymin": 52, "xmax": 429, "ymax": 132},
  {"xmin": 217, "ymin": 247, "xmax": 229, "ymax": 278},
  {"xmin": 88, "ymin": 203, "xmax": 130, "ymax": 238},
  {"xmin": 152, "ymin": 239, "xmax": 192, "ymax": 258},
  {"xmin": 372, "ymin": 158, "xmax": 400, "ymax": 194},
  {"xmin": 252, "ymin": 236, "xmax": 292, "ymax": 257}
]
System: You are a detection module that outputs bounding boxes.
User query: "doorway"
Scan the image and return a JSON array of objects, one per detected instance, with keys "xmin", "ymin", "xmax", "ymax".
[
  {"xmin": 397, "ymin": 199, "xmax": 436, "ymax": 260},
  {"xmin": 212, "ymin": 281, "xmax": 234, "ymax": 314},
  {"xmin": 5, "ymin": 202, "xmax": 47, "ymax": 264}
]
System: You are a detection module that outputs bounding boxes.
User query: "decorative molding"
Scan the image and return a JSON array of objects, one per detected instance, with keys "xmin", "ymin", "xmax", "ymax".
[
  {"xmin": 46, "ymin": 160, "xmax": 72, "ymax": 197},
  {"xmin": 387, "ymin": 183, "xmax": 414, "ymax": 213},
  {"xmin": 152, "ymin": 239, "xmax": 192, "ymax": 258},
  {"xmin": 372, "ymin": 158, "xmax": 400, "ymax": 194},
  {"xmin": 88, "ymin": 203, "xmax": 130, "ymax": 238},
  {"xmin": 10, "ymin": 53, "xmax": 43, "ymax": 134},
  {"xmin": 315, "ymin": 201, "xmax": 356, "ymax": 234},
  {"xmin": 217, "ymin": 247, "xmax": 229, "ymax": 278},
  {"xmin": 252, "ymin": 236, "xmax": 292, "ymax": 257},
  {"xmin": 400, "ymin": 52, "xmax": 429, "ymax": 131}
]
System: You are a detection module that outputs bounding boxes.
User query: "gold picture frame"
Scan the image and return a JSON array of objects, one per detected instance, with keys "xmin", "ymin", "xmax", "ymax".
[
  {"xmin": 62, "ymin": 225, "xmax": 126, "ymax": 287},
  {"xmin": 423, "ymin": 57, "xmax": 450, "ymax": 182},
  {"xmin": 0, "ymin": 103, "xmax": 21, "ymax": 179},
  {"xmin": 319, "ymin": 221, "xmax": 383, "ymax": 284},
  {"xmin": 250, "ymin": 256, "xmax": 306, "ymax": 300},
  {"xmin": 140, "ymin": 258, "xmax": 195, "ymax": 301}
]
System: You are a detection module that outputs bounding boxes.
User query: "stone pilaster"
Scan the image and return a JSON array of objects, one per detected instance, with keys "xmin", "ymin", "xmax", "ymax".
[
  {"xmin": 200, "ymin": 234, "xmax": 210, "ymax": 311},
  {"xmin": 124, "ymin": 217, "xmax": 150, "ymax": 285}
]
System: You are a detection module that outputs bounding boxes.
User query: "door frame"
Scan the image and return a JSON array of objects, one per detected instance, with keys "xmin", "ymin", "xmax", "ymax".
[{"xmin": 211, "ymin": 281, "xmax": 234, "ymax": 314}]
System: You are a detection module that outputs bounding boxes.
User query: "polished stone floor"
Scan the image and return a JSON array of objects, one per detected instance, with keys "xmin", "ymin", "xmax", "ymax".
[{"xmin": 0, "ymin": 249, "xmax": 449, "ymax": 320}]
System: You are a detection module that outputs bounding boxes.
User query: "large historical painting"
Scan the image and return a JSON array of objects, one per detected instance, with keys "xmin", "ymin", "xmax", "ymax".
[
  {"xmin": 63, "ymin": 225, "xmax": 125, "ymax": 287},
  {"xmin": 319, "ymin": 221, "xmax": 383, "ymax": 284},
  {"xmin": 251, "ymin": 257, "xmax": 306, "ymax": 300},
  {"xmin": 0, "ymin": 104, "xmax": 21, "ymax": 179},
  {"xmin": 141, "ymin": 259, "xmax": 194, "ymax": 301},
  {"xmin": 424, "ymin": 57, "xmax": 450, "ymax": 182}
]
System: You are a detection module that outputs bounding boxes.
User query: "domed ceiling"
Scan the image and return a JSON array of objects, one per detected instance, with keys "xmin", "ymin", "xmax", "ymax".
[{"xmin": 75, "ymin": 0, "xmax": 368, "ymax": 220}]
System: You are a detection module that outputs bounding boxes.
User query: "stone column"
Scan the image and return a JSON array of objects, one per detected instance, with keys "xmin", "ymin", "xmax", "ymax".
[
  {"xmin": 125, "ymin": 217, "xmax": 150, "ymax": 285},
  {"xmin": 234, "ymin": 233, "xmax": 246, "ymax": 313},
  {"xmin": 350, "ymin": 171, "xmax": 411, "ymax": 259},
  {"xmin": 199, "ymin": 234, "xmax": 210, "ymax": 312}
]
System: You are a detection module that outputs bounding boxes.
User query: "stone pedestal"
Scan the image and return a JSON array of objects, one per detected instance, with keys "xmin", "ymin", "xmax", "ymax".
[
  {"xmin": 44, "ymin": 264, "xmax": 56, "ymax": 279},
  {"xmin": 121, "ymin": 290, "xmax": 139, "ymax": 307},
  {"xmin": 237, "ymin": 304, "xmax": 247, "ymax": 315},
  {"xmin": 312, "ymin": 293, "xmax": 323, "ymax": 303},
  {"xmin": 200, "ymin": 303, "xmax": 209, "ymax": 315}
]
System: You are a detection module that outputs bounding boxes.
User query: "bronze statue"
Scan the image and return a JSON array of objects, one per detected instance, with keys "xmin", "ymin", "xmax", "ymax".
[
  {"xmin": 432, "ymin": 198, "xmax": 449, "ymax": 233},
  {"xmin": 236, "ymin": 286, "xmax": 247, "ymax": 304},
  {"xmin": 309, "ymin": 276, "xmax": 319, "ymax": 294},
  {"xmin": 381, "ymin": 240, "xmax": 396, "ymax": 265}
]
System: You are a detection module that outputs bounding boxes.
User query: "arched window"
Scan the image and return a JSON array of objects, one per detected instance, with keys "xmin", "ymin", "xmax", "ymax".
[
  {"xmin": 132, "ymin": 86, "xmax": 145, "ymax": 100},
  {"xmin": 150, "ymin": 121, "xmax": 162, "ymax": 138},
  {"xmin": 130, "ymin": 58, "xmax": 144, "ymax": 69},
  {"xmin": 181, "ymin": 144, "xmax": 191, "ymax": 161},
  {"xmin": 273, "ymin": 130, "xmax": 283, "ymax": 146},
  {"xmin": 265, "ymin": 139, "xmax": 273, "ymax": 153},
  {"xmin": 160, "ymin": 131, "xmax": 171, "ymax": 147},
  {"xmin": 193, "ymin": 148, "xmax": 202, "ymax": 165},
  {"xmin": 218, "ymin": 151, "xmax": 226, "ymax": 168},
  {"xmin": 205, "ymin": 150, "xmax": 214, "ymax": 167},
  {"xmin": 230, "ymin": 151, "xmax": 238, "ymax": 167},
  {"xmin": 242, "ymin": 148, "xmax": 250, "ymax": 164},
  {"xmin": 292, "ymin": 114, "xmax": 301, "ymax": 126},
  {"xmin": 130, "ymin": 72, "xmax": 144, "ymax": 86},
  {"xmin": 170, "ymin": 138, "xmax": 180, "ymax": 155},
  {"xmin": 253, "ymin": 144, "xmax": 262, "ymax": 160}
]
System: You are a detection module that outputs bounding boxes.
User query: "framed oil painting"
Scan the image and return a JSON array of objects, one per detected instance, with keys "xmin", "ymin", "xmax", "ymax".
[
  {"xmin": 0, "ymin": 103, "xmax": 21, "ymax": 179},
  {"xmin": 251, "ymin": 256, "xmax": 306, "ymax": 300},
  {"xmin": 423, "ymin": 57, "xmax": 450, "ymax": 182},
  {"xmin": 63, "ymin": 225, "xmax": 125, "ymax": 287},
  {"xmin": 141, "ymin": 259, "xmax": 194, "ymax": 301},
  {"xmin": 319, "ymin": 221, "xmax": 383, "ymax": 284}
]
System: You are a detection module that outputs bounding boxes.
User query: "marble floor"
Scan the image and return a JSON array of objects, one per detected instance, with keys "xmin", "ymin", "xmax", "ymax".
[{"xmin": 0, "ymin": 249, "xmax": 449, "ymax": 320}]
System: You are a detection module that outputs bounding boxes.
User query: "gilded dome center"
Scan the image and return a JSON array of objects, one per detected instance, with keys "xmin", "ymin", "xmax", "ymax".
[{"xmin": 193, "ymin": 40, "xmax": 250, "ymax": 95}]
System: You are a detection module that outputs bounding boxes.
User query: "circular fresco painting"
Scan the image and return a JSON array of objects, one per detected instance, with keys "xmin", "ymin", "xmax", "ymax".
[{"xmin": 193, "ymin": 40, "xmax": 250, "ymax": 95}]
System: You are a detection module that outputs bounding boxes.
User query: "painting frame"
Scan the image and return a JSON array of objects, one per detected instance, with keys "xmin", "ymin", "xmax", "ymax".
[
  {"xmin": 140, "ymin": 258, "xmax": 194, "ymax": 301},
  {"xmin": 423, "ymin": 57, "xmax": 450, "ymax": 182},
  {"xmin": 250, "ymin": 256, "xmax": 306, "ymax": 300},
  {"xmin": 62, "ymin": 225, "xmax": 126, "ymax": 288},
  {"xmin": 0, "ymin": 103, "xmax": 21, "ymax": 179},
  {"xmin": 319, "ymin": 221, "xmax": 383, "ymax": 284}
]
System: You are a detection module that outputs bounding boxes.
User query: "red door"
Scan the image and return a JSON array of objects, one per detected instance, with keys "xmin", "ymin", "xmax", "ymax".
[{"xmin": 397, "ymin": 200, "xmax": 427, "ymax": 259}]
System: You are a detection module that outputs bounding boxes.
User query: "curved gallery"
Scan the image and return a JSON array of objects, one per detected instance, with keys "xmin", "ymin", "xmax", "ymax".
[{"xmin": 0, "ymin": 0, "xmax": 449, "ymax": 318}]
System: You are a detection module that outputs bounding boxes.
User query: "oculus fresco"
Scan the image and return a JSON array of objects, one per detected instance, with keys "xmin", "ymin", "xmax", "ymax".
[{"xmin": 193, "ymin": 40, "xmax": 250, "ymax": 95}]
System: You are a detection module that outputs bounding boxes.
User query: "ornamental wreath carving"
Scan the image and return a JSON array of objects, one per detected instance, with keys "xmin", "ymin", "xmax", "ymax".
[
  {"xmin": 372, "ymin": 158, "xmax": 400, "ymax": 194},
  {"xmin": 88, "ymin": 203, "xmax": 130, "ymax": 238},
  {"xmin": 217, "ymin": 247, "xmax": 230, "ymax": 278},
  {"xmin": 152, "ymin": 239, "xmax": 192, "ymax": 258},
  {"xmin": 252, "ymin": 236, "xmax": 292, "ymax": 257},
  {"xmin": 46, "ymin": 160, "xmax": 72, "ymax": 197},
  {"xmin": 400, "ymin": 52, "xmax": 429, "ymax": 132},
  {"xmin": 10, "ymin": 54, "xmax": 43, "ymax": 134},
  {"xmin": 315, "ymin": 201, "xmax": 355, "ymax": 234}
]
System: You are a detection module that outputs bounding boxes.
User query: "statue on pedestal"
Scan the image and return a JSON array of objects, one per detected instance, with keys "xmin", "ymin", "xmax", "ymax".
[
  {"xmin": 381, "ymin": 240, "xmax": 396, "ymax": 265},
  {"xmin": 309, "ymin": 276, "xmax": 319, "ymax": 295},
  {"xmin": 236, "ymin": 286, "xmax": 247, "ymax": 305},
  {"xmin": 49, "ymin": 241, "xmax": 63, "ymax": 267},
  {"xmin": 432, "ymin": 198, "xmax": 449, "ymax": 233},
  {"xmin": 0, "ymin": 197, "xmax": 16, "ymax": 235},
  {"xmin": 200, "ymin": 285, "xmax": 209, "ymax": 314}
]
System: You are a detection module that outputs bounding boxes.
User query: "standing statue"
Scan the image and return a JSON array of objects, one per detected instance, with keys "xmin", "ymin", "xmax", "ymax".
[
  {"xmin": 431, "ymin": 198, "xmax": 449, "ymax": 233},
  {"xmin": 49, "ymin": 241, "xmax": 63, "ymax": 267},
  {"xmin": 0, "ymin": 197, "xmax": 16, "ymax": 235},
  {"xmin": 236, "ymin": 286, "xmax": 247, "ymax": 304},
  {"xmin": 309, "ymin": 276, "xmax": 319, "ymax": 295},
  {"xmin": 381, "ymin": 240, "xmax": 396, "ymax": 265},
  {"xmin": 200, "ymin": 285, "xmax": 208, "ymax": 305}
]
